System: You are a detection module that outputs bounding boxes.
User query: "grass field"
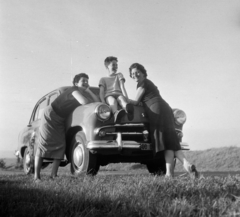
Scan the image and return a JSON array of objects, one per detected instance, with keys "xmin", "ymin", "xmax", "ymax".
[
  {"xmin": 1, "ymin": 146, "xmax": 240, "ymax": 216},
  {"xmin": 1, "ymin": 169, "xmax": 240, "ymax": 217}
]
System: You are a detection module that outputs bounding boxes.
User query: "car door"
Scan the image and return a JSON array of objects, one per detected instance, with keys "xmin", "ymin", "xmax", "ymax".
[
  {"xmin": 29, "ymin": 91, "xmax": 59, "ymax": 134},
  {"xmin": 31, "ymin": 92, "xmax": 59, "ymax": 153},
  {"xmin": 17, "ymin": 96, "xmax": 48, "ymax": 157}
]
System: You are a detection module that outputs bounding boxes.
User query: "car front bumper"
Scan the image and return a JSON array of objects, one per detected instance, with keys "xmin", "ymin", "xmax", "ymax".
[
  {"xmin": 86, "ymin": 132, "xmax": 189, "ymax": 155},
  {"xmin": 87, "ymin": 132, "xmax": 152, "ymax": 155}
]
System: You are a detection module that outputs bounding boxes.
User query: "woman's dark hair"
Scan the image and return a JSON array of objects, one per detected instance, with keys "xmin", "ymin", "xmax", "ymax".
[
  {"xmin": 129, "ymin": 63, "xmax": 148, "ymax": 78},
  {"xmin": 104, "ymin": 56, "xmax": 118, "ymax": 68},
  {"xmin": 72, "ymin": 73, "xmax": 89, "ymax": 86}
]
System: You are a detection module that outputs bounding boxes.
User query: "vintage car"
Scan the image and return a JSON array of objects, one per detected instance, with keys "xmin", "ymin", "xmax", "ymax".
[{"xmin": 17, "ymin": 86, "xmax": 189, "ymax": 175}]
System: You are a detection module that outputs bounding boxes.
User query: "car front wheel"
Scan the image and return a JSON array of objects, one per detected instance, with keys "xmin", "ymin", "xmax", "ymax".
[
  {"xmin": 69, "ymin": 132, "xmax": 99, "ymax": 175},
  {"xmin": 23, "ymin": 147, "xmax": 34, "ymax": 175}
]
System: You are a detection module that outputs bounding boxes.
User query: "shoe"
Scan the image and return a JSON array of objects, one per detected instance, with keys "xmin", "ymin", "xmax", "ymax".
[
  {"xmin": 50, "ymin": 175, "xmax": 59, "ymax": 180},
  {"xmin": 165, "ymin": 174, "xmax": 173, "ymax": 179},
  {"xmin": 34, "ymin": 178, "xmax": 41, "ymax": 183},
  {"xmin": 125, "ymin": 104, "xmax": 134, "ymax": 121},
  {"xmin": 189, "ymin": 164, "xmax": 199, "ymax": 179},
  {"xmin": 114, "ymin": 109, "xmax": 125, "ymax": 123}
]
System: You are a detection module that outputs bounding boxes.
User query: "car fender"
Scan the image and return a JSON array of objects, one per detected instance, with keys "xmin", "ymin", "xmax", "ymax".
[
  {"xmin": 65, "ymin": 102, "xmax": 110, "ymax": 141},
  {"xmin": 17, "ymin": 124, "xmax": 39, "ymax": 158},
  {"xmin": 17, "ymin": 128, "xmax": 32, "ymax": 158}
]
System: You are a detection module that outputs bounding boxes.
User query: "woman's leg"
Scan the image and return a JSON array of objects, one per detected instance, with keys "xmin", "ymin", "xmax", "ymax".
[
  {"xmin": 174, "ymin": 150, "xmax": 191, "ymax": 169},
  {"xmin": 175, "ymin": 150, "xmax": 199, "ymax": 178},
  {"xmin": 34, "ymin": 155, "xmax": 43, "ymax": 180},
  {"xmin": 51, "ymin": 159, "xmax": 61, "ymax": 178},
  {"xmin": 171, "ymin": 158, "xmax": 176, "ymax": 176},
  {"xmin": 164, "ymin": 150, "xmax": 174, "ymax": 177}
]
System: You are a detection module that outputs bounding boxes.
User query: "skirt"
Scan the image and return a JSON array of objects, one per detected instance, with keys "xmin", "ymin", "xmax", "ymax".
[
  {"xmin": 145, "ymin": 100, "xmax": 181, "ymax": 153},
  {"xmin": 35, "ymin": 105, "xmax": 66, "ymax": 160}
]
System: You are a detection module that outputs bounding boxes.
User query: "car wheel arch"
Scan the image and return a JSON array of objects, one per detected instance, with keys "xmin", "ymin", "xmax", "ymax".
[
  {"xmin": 65, "ymin": 126, "xmax": 84, "ymax": 160},
  {"xmin": 68, "ymin": 131, "xmax": 99, "ymax": 175},
  {"xmin": 20, "ymin": 146, "xmax": 27, "ymax": 159}
]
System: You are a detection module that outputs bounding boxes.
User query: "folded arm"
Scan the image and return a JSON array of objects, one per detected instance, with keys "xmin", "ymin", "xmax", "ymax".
[
  {"xmin": 99, "ymin": 86, "xmax": 106, "ymax": 104},
  {"xmin": 128, "ymin": 86, "xmax": 145, "ymax": 106},
  {"xmin": 72, "ymin": 90, "xmax": 90, "ymax": 105},
  {"xmin": 85, "ymin": 87, "xmax": 101, "ymax": 102}
]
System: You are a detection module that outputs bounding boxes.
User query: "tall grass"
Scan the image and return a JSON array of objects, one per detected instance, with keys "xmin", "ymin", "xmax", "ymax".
[
  {"xmin": 1, "ymin": 173, "xmax": 240, "ymax": 217},
  {"xmin": 1, "ymin": 146, "xmax": 240, "ymax": 216}
]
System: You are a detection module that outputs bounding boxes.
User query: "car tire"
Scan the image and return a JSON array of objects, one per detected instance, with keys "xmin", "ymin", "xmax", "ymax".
[
  {"xmin": 23, "ymin": 147, "xmax": 34, "ymax": 175},
  {"xmin": 69, "ymin": 132, "xmax": 99, "ymax": 176}
]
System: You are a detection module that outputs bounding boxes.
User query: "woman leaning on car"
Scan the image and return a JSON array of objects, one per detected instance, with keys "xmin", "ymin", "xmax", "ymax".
[
  {"xmin": 34, "ymin": 73, "xmax": 100, "ymax": 182},
  {"xmin": 127, "ymin": 63, "xmax": 198, "ymax": 179}
]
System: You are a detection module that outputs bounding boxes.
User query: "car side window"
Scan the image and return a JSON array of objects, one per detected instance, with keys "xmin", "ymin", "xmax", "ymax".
[
  {"xmin": 33, "ymin": 98, "xmax": 48, "ymax": 121},
  {"xmin": 49, "ymin": 93, "xmax": 58, "ymax": 105}
]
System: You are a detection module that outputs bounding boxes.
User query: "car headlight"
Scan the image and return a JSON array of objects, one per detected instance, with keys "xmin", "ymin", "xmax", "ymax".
[
  {"xmin": 173, "ymin": 109, "xmax": 187, "ymax": 125},
  {"xmin": 95, "ymin": 104, "xmax": 111, "ymax": 121}
]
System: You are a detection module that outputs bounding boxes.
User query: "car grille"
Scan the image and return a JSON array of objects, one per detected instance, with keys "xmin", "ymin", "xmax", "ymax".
[
  {"xmin": 96, "ymin": 123, "xmax": 150, "ymax": 143},
  {"xmin": 96, "ymin": 123, "xmax": 183, "ymax": 143}
]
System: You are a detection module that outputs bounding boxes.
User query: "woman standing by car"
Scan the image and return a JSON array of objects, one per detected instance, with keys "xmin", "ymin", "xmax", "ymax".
[
  {"xmin": 127, "ymin": 63, "xmax": 198, "ymax": 178},
  {"xmin": 34, "ymin": 73, "xmax": 100, "ymax": 182}
]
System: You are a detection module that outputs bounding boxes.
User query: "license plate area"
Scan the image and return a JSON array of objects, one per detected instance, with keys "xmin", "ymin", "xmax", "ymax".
[{"xmin": 140, "ymin": 143, "xmax": 151, "ymax": 150}]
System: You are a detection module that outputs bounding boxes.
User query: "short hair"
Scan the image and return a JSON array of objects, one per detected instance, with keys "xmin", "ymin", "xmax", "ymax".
[
  {"xmin": 129, "ymin": 63, "xmax": 148, "ymax": 78},
  {"xmin": 72, "ymin": 73, "xmax": 89, "ymax": 86},
  {"xmin": 104, "ymin": 56, "xmax": 118, "ymax": 68}
]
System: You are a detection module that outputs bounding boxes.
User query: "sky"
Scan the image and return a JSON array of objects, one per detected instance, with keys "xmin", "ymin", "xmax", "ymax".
[{"xmin": 1, "ymin": 0, "xmax": 240, "ymax": 158}]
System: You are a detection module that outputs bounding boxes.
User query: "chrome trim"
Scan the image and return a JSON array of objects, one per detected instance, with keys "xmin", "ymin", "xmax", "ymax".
[
  {"xmin": 175, "ymin": 129, "xmax": 183, "ymax": 133},
  {"xmin": 89, "ymin": 127, "xmax": 188, "ymax": 151},
  {"xmin": 116, "ymin": 132, "xmax": 122, "ymax": 151},
  {"xmin": 105, "ymin": 132, "xmax": 142, "ymax": 135},
  {"xmin": 87, "ymin": 141, "xmax": 188, "ymax": 150},
  {"xmin": 180, "ymin": 142, "xmax": 189, "ymax": 150},
  {"xmin": 94, "ymin": 104, "xmax": 111, "ymax": 122},
  {"xmin": 87, "ymin": 140, "xmax": 152, "ymax": 150},
  {"xmin": 173, "ymin": 109, "xmax": 187, "ymax": 125},
  {"xmin": 94, "ymin": 123, "xmax": 146, "ymax": 134}
]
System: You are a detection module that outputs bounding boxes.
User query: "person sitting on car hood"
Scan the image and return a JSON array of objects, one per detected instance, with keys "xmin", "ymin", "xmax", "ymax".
[{"xmin": 99, "ymin": 56, "xmax": 134, "ymax": 123}]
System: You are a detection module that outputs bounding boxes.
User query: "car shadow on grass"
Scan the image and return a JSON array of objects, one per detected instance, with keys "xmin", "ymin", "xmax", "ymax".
[{"xmin": 0, "ymin": 174, "xmax": 142, "ymax": 217}]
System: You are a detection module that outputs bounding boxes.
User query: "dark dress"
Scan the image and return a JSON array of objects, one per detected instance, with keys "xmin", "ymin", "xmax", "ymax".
[
  {"xmin": 36, "ymin": 86, "xmax": 94, "ymax": 159},
  {"xmin": 137, "ymin": 79, "xmax": 181, "ymax": 152}
]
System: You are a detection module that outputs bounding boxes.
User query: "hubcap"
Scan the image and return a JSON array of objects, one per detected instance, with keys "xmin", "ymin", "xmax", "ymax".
[
  {"xmin": 25, "ymin": 153, "xmax": 31, "ymax": 167},
  {"xmin": 73, "ymin": 144, "xmax": 84, "ymax": 168}
]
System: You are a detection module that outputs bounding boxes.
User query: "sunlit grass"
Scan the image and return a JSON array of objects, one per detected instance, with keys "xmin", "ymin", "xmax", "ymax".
[{"xmin": 1, "ymin": 173, "xmax": 240, "ymax": 217}]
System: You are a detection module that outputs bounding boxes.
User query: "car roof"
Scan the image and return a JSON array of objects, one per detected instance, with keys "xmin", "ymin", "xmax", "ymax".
[
  {"xmin": 41, "ymin": 86, "xmax": 99, "ymax": 99},
  {"xmin": 37, "ymin": 86, "xmax": 69, "ymax": 100},
  {"xmin": 28, "ymin": 86, "xmax": 100, "ymax": 125}
]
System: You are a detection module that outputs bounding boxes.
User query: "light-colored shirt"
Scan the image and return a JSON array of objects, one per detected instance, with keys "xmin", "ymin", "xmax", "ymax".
[{"xmin": 99, "ymin": 73, "xmax": 125, "ymax": 98}]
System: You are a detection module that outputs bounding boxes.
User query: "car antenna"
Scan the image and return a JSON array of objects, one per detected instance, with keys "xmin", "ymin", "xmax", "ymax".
[{"xmin": 70, "ymin": 39, "xmax": 73, "ymax": 82}]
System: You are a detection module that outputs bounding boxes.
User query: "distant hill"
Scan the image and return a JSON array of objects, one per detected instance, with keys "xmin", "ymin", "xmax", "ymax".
[
  {"xmin": 175, "ymin": 146, "xmax": 240, "ymax": 172},
  {"xmin": 102, "ymin": 146, "xmax": 240, "ymax": 172}
]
